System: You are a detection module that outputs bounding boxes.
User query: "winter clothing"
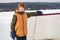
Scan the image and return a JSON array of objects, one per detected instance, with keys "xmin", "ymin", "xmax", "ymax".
[
  {"xmin": 11, "ymin": 10, "xmax": 37, "ymax": 40},
  {"xmin": 16, "ymin": 35, "xmax": 26, "ymax": 40},
  {"xmin": 15, "ymin": 12, "xmax": 27, "ymax": 37},
  {"xmin": 10, "ymin": 31, "xmax": 16, "ymax": 39},
  {"xmin": 37, "ymin": 11, "xmax": 43, "ymax": 15}
]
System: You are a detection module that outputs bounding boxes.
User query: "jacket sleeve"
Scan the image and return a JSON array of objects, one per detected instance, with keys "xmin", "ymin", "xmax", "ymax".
[
  {"xmin": 27, "ymin": 12, "xmax": 37, "ymax": 18},
  {"xmin": 11, "ymin": 15, "xmax": 17, "ymax": 32}
]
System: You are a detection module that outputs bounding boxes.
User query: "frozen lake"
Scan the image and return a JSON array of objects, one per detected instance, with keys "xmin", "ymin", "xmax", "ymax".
[{"xmin": 0, "ymin": 10, "xmax": 60, "ymax": 40}]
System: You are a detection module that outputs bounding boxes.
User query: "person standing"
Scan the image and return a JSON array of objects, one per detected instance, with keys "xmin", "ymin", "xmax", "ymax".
[
  {"xmin": 11, "ymin": 2, "xmax": 27, "ymax": 40},
  {"xmin": 10, "ymin": 2, "xmax": 42, "ymax": 40}
]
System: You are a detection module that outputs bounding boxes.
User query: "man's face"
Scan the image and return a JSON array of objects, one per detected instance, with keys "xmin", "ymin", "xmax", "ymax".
[{"xmin": 18, "ymin": 5, "xmax": 25, "ymax": 12}]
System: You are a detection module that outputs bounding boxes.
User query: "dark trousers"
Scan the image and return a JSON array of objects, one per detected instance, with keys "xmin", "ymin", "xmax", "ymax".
[{"xmin": 16, "ymin": 36, "xmax": 26, "ymax": 40}]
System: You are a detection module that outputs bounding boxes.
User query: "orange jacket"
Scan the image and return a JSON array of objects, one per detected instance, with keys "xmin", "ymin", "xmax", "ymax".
[
  {"xmin": 14, "ymin": 12, "xmax": 28, "ymax": 37},
  {"xmin": 11, "ymin": 9, "xmax": 36, "ymax": 37}
]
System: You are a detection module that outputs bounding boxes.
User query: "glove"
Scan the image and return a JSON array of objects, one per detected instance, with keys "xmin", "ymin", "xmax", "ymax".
[
  {"xmin": 10, "ymin": 31, "xmax": 16, "ymax": 39},
  {"xmin": 37, "ymin": 11, "xmax": 43, "ymax": 15}
]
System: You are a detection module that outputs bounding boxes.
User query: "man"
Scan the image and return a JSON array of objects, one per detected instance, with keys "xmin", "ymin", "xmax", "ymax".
[
  {"xmin": 11, "ymin": 2, "xmax": 28, "ymax": 40},
  {"xmin": 11, "ymin": 2, "xmax": 42, "ymax": 40}
]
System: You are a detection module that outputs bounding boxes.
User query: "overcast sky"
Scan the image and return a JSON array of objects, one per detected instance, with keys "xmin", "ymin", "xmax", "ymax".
[{"xmin": 0, "ymin": 0, "xmax": 60, "ymax": 3}]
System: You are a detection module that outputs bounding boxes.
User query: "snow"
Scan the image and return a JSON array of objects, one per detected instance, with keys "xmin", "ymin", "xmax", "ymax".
[
  {"xmin": 0, "ymin": 10, "xmax": 60, "ymax": 40},
  {"xmin": 0, "ymin": 11, "xmax": 14, "ymax": 40},
  {"xmin": 27, "ymin": 15, "xmax": 60, "ymax": 40},
  {"xmin": 25, "ymin": 9, "xmax": 60, "ymax": 14}
]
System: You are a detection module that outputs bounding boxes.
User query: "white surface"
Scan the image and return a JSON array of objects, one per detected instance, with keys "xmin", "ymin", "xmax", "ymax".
[
  {"xmin": 0, "ymin": 0, "xmax": 60, "ymax": 3},
  {"xmin": 0, "ymin": 11, "xmax": 60, "ymax": 40},
  {"xmin": 26, "ymin": 9, "xmax": 60, "ymax": 14},
  {"xmin": 27, "ymin": 15, "xmax": 60, "ymax": 40},
  {"xmin": 0, "ymin": 11, "xmax": 14, "ymax": 40}
]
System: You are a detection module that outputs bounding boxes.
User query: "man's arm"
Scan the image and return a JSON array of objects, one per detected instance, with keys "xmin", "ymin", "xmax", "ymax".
[
  {"xmin": 10, "ymin": 15, "xmax": 17, "ymax": 39},
  {"xmin": 27, "ymin": 11, "xmax": 43, "ymax": 18},
  {"xmin": 27, "ymin": 12, "xmax": 37, "ymax": 18},
  {"xmin": 11, "ymin": 15, "xmax": 17, "ymax": 32}
]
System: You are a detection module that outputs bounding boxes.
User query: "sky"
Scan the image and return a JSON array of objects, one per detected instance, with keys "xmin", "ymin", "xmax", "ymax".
[{"xmin": 0, "ymin": 0, "xmax": 60, "ymax": 3}]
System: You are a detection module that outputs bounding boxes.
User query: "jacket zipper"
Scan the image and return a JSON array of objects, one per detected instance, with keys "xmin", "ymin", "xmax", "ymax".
[{"xmin": 22, "ymin": 15, "xmax": 25, "ymax": 35}]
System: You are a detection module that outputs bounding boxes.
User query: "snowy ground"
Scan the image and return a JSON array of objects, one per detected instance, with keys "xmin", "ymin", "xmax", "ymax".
[{"xmin": 0, "ymin": 10, "xmax": 60, "ymax": 40}]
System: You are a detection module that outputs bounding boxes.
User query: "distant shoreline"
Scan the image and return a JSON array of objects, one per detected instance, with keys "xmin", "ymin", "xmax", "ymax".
[{"xmin": 0, "ymin": 2, "xmax": 60, "ymax": 11}]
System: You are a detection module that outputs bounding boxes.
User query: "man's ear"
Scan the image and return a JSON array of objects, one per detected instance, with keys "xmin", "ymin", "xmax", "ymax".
[{"xmin": 15, "ymin": 9, "xmax": 19, "ymax": 12}]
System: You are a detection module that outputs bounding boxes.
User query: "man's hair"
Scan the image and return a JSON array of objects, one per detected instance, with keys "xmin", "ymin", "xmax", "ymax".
[{"xmin": 18, "ymin": 2, "xmax": 25, "ymax": 8}]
